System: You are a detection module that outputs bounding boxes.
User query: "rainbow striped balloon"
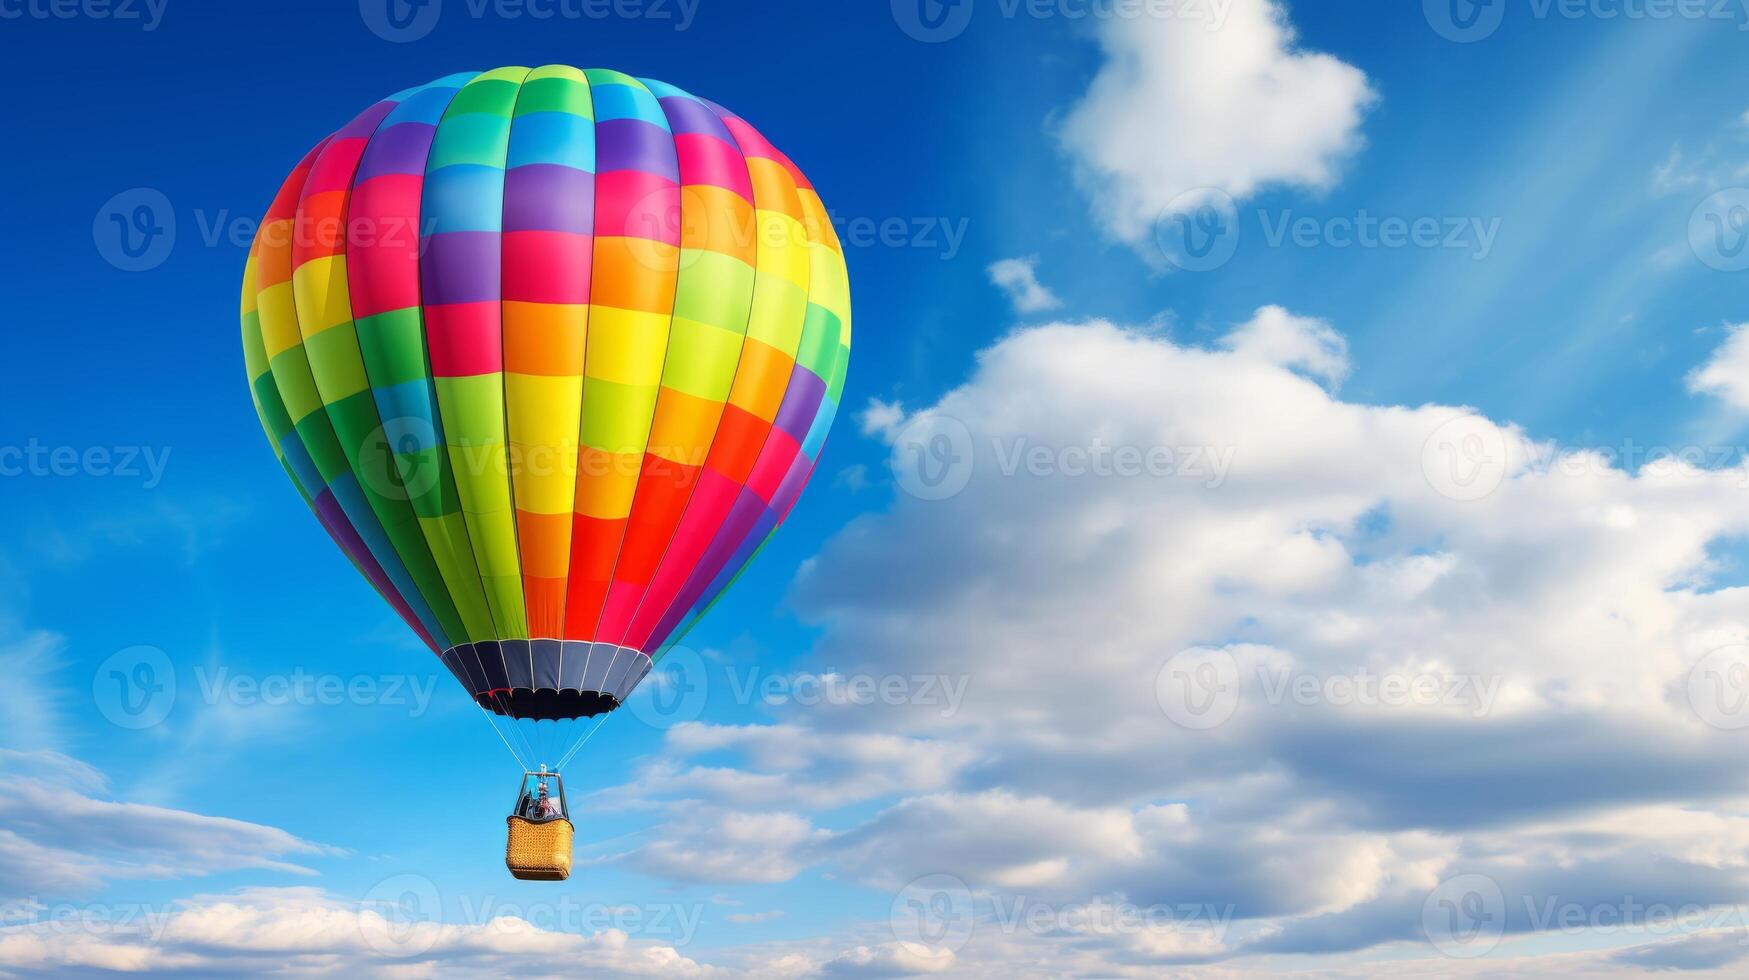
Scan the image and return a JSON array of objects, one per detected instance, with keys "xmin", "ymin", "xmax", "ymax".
[{"xmin": 240, "ymin": 67, "xmax": 849, "ymax": 728}]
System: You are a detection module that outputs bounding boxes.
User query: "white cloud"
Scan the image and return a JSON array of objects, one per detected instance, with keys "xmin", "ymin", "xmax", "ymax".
[
  {"xmin": 1059, "ymin": 0, "xmax": 1375, "ymax": 251},
  {"xmin": 987, "ymin": 257, "xmax": 1062, "ymax": 314},
  {"xmin": 1219, "ymin": 304, "xmax": 1350, "ymax": 386},
  {"xmin": 594, "ymin": 723, "xmax": 979, "ymax": 816},
  {"xmin": 583, "ymin": 308, "xmax": 1749, "ymax": 972},
  {"xmin": 633, "ymin": 805, "xmax": 829, "ymax": 884},
  {"xmin": 857, "ymin": 400, "xmax": 906, "ymax": 440},
  {"xmin": 725, "ymin": 910, "xmax": 784, "ymax": 924},
  {"xmin": 0, "ymin": 752, "xmax": 335, "ymax": 901},
  {"xmin": 1653, "ymin": 145, "xmax": 1699, "ymax": 194},
  {"xmin": 0, "ymin": 631, "xmax": 66, "ymax": 753},
  {"xmin": 833, "ymin": 464, "xmax": 871, "ymax": 492},
  {"xmin": 0, "ymin": 886, "xmax": 719, "ymax": 979},
  {"xmin": 1612, "ymin": 928, "xmax": 1749, "ymax": 971},
  {"xmin": 1687, "ymin": 323, "xmax": 1749, "ymax": 410},
  {"xmin": 8, "ymin": 310, "xmax": 1746, "ymax": 975},
  {"xmin": 816, "ymin": 942, "xmax": 957, "ymax": 976}
]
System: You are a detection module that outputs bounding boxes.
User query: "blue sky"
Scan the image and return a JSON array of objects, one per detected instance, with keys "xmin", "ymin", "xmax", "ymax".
[{"xmin": 7, "ymin": 0, "xmax": 1749, "ymax": 975}]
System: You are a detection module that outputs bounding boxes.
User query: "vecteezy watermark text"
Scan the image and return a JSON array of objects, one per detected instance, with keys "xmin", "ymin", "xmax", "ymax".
[
  {"xmin": 1156, "ymin": 649, "xmax": 1504, "ymax": 730},
  {"xmin": 359, "ymin": 0, "xmax": 699, "ymax": 42},
  {"xmin": 1155, "ymin": 190, "xmax": 1503, "ymax": 272},
  {"xmin": 360, "ymin": 873, "xmax": 706, "ymax": 959},
  {"xmin": 626, "ymin": 648, "xmax": 973, "ymax": 728},
  {"xmin": 831, "ymin": 213, "xmax": 970, "ymax": 260},
  {"xmin": 94, "ymin": 646, "xmax": 444, "ymax": 730},
  {"xmin": 195, "ymin": 667, "xmax": 439, "ymax": 718},
  {"xmin": 1421, "ymin": 872, "xmax": 1749, "ymax": 958},
  {"xmin": 0, "ymin": 0, "xmax": 166, "ymax": 30},
  {"xmin": 2, "ymin": 900, "xmax": 179, "ymax": 945},
  {"xmin": 0, "ymin": 440, "xmax": 170, "ymax": 488},
  {"xmin": 1421, "ymin": 413, "xmax": 1749, "ymax": 503},
  {"xmin": 889, "ymin": 873, "xmax": 1235, "ymax": 960},
  {"xmin": 723, "ymin": 669, "xmax": 969, "ymax": 716},
  {"xmin": 889, "ymin": 413, "xmax": 1236, "ymax": 502},
  {"xmin": 1425, "ymin": 0, "xmax": 1749, "ymax": 44},
  {"xmin": 892, "ymin": 0, "xmax": 1231, "ymax": 43}
]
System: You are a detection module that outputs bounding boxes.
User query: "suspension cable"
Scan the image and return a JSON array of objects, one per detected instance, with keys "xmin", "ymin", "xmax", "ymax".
[{"xmin": 555, "ymin": 712, "xmax": 612, "ymax": 773}]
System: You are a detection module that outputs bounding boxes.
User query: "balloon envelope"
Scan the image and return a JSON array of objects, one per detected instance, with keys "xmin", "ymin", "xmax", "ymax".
[{"xmin": 240, "ymin": 67, "xmax": 850, "ymax": 725}]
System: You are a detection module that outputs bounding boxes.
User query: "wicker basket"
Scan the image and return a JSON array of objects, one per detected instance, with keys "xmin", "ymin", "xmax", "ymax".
[{"xmin": 506, "ymin": 816, "xmax": 574, "ymax": 881}]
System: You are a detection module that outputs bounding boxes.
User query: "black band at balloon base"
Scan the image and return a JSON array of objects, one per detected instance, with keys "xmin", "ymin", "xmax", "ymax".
[
  {"xmin": 474, "ymin": 688, "xmax": 621, "ymax": 721},
  {"xmin": 439, "ymin": 639, "xmax": 655, "ymax": 721}
]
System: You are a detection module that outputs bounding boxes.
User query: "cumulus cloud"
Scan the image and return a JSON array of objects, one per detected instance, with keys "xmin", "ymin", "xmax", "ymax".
[
  {"xmin": 858, "ymin": 400, "xmax": 906, "ymax": 440},
  {"xmin": 987, "ymin": 257, "xmax": 1062, "ymax": 315},
  {"xmin": 13, "ymin": 310, "xmax": 1747, "ymax": 975},
  {"xmin": 1688, "ymin": 323, "xmax": 1749, "ymax": 410},
  {"xmin": 633, "ymin": 805, "xmax": 829, "ymax": 884},
  {"xmin": 1219, "ymin": 305, "xmax": 1351, "ymax": 387},
  {"xmin": 1058, "ymin": 0, "xmax": 1375, "ymax": 251},
  {"xmin": 581, "ymin": 305, "xmax": 1749, "ymax": 973}
]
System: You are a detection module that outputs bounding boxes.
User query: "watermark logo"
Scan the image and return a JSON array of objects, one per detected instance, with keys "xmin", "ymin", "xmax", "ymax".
[
  {"xmin": 1156, "ymin": 189, "xmax": 1241, "ymax": 272},
  {"xmin": 1155, "ymin": 648, "xmax": 1242, "ymax": 730},
  {"xmin": 93, "ymin": 645, "xmax": 176, "ymax": 730},
  {"xmin": 626, "ymin": 646, "xmax": 710, "ymax": 728},
  {"xmin": 94, "ymin": 189, "xmax": 175, "ymax": 272},
  {"xmin": 360, "ymin": 0, "xmax": 443, "ymax": 41},
  {"xmin": 1688, "ymin": 644, "xmax": 1749, "ymax": 730},
  {"xmin": 357, "ymin": 417, "xmax": 444, "ymax": 503},
  {"xmin": 1423, "ymin": 873, "xmax": 1506, "ymax": 957},
  {"xmin": 1422, "ymin": 413, "xmax": 1510, "ymax": 502},
  {"xmin": 892, "ymin": 413, "xmax": 976, "ymax": 501},
  {"xmin": 360, "ymin": 873, "xmax": 443, "ymax": 957},
  {"xmin": 891, "ymin": 873, "xmax": 975, "ymax": 961},
  {"xmin": 893, "ymin": 0, "xmax": 976, "ymax": 41},
  {"xmin": 1424, "ymin": 0, "xmax": 1506, "ymax": 42},
  {"xmin": 1691, "ymin": 188, "xmax": 1749, "ymax": 272}
]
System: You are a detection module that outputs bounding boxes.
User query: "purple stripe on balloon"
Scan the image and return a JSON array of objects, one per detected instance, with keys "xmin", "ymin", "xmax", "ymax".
[
  {"xmin": 658, "ymin": 96, "xmax": 733, "ymax": 141},
  {"xmin": 771, "ymin": 366, "xmax": 826, "ymax": 443},
  {"xmin": 665, "ymin": 489, "xmax": 767, "ymax": 623},
  {"xmin": 690, "ymin": 507, "xmax": 780, "ymax": 630},
  {"xmin": 355, "ymin": 122, "xmax": 439, "ymax": 181},
  {"xmin": 420, "ymin": 231, "xmax": 501, "ymax": 305},
  {"xmin": 769, "ymin": 449, "xmax": 815, "ymax": 519},
  {"xmin": 336, "ymin": 100, "xmax": 399, "ymax": 141},
  {"xmin": 503, "ymin": 164, "xmax": 595, "ymax": 233},
  {"xmin": 649, "ymin": 490, "xmax": 774, "ymax": 645},
  {"xmin": 595, "ymin": 118, "xmax": 680, "ymax": 180},
  {"xmin": 700, "ymin": 99, "xmax": 740, "ymax": 125}
]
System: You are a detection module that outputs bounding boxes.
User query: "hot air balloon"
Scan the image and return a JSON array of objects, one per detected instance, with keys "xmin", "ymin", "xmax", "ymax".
[{"xmin": 238, "ymin": 67, "xmax": 850, "ymax": 879}]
